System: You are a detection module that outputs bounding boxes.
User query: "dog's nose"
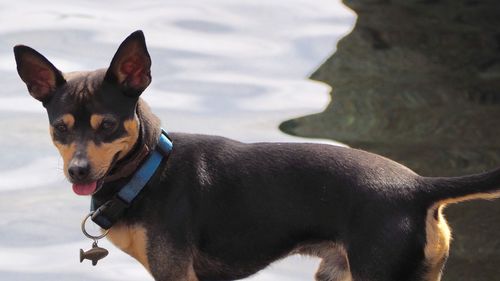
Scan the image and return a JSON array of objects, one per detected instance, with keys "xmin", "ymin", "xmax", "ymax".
[{"xmin": 68, "ymin": 158, "xmax": 91, "ymax": 181}]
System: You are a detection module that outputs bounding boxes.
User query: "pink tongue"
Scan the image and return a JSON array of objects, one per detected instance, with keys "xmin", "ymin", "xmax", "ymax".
[{"xmin": 72, "ymin": 182, "xmax": 97, "ymax": 196}]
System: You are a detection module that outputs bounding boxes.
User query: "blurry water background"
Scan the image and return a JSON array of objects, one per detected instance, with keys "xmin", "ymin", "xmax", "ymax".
[{"xmin": 0, "ymin": 0, "xmax": 355, "ymax": 280}]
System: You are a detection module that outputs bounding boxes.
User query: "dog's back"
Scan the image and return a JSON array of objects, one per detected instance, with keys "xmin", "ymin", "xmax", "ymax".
[{"xmin": 138, "ymin": 132, "xmax": 499, "ymax": 280}]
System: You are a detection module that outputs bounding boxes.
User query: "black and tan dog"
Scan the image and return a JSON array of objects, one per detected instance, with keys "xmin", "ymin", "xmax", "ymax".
[{"xmin": 14, "ymin": 31, "xmax": 500, "ymax": 281}]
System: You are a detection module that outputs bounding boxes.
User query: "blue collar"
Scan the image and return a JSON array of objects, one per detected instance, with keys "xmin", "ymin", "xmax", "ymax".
[{"xmin": 90, "ymin": 129, "xmax": 173, "ymax": 230}]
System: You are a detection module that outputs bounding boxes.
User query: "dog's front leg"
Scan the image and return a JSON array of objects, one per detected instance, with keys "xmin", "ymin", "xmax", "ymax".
[
  {"xmin": 150, "ymin": 262, "xmax": 198, "ymax": 281},
  {"xmin": 106, "ymin": 223, "xmax": 197, "ymax": 280},
  {"xmin": 149, "ymin": 255, "xmax": 198, "ymax": 281},
  {"xmin": 147, "ymin": 242, "xmax": 198, "ymax": 281}
]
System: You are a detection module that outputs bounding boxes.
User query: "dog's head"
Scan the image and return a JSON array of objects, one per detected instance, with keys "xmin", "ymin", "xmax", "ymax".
[{"xmin": 14, "ymin": 30, "xmax": 151, "ymax": 195}]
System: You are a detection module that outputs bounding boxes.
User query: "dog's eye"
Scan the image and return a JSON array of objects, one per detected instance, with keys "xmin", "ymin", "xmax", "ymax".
[
  {"xmin": 100, "ymin": 120, "xmax": 117, "ymax": 131},
  {"xmin": 54, "ymin": 124, "xmax": 68, "ymax": 133}
]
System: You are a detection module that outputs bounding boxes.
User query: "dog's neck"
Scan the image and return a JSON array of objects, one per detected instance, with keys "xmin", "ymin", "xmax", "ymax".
[
  {"xmin": 134, "ymin": 99, "xmax": 163, "ymax": 155},
  {"xmin": 92, "ymin": 98, "xmax": 162, "ymax": 204}
]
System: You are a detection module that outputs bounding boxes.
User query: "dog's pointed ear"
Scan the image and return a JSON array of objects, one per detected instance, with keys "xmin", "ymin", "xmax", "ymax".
[
  {"xmin": 105, "ymin": 30, "xmax": 152, "ymax": 97},
  {"xmin": 13, "ymin": 45, "xmax": 66, "ymax": 103}
]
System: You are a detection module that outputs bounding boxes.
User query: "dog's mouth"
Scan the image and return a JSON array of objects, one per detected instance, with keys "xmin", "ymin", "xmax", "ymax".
[{"xmin": 71, "ymin": 153, "xmax": 120, "ymax": 196}]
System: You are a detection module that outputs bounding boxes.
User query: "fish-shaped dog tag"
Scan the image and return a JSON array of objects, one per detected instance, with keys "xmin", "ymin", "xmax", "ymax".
[{"xmin": 80, "ymin": 242, "xmax": 109, "ymax": 266}]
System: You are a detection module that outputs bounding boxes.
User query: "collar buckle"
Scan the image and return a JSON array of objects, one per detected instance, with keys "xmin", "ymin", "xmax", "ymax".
[{"xmin": 91, "ymin": 195, "xmax": 129, "ymax": 229}]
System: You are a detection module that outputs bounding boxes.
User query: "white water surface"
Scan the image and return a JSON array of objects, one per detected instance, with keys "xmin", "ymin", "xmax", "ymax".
[{"xmin": 0, "ymin": 1, "xmax": 355, "ymax": 280}]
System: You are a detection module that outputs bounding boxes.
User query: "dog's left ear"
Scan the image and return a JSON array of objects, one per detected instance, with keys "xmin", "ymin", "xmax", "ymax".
[{"xmin": 105, "ymin": 30, "xmax": 152, "ymax": 97}]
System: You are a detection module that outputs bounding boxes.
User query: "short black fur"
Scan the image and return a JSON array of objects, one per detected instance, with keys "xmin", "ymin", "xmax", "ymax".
[{"xmin": 14, "ymin": 31, "xmax": 500, "ymax": 281}]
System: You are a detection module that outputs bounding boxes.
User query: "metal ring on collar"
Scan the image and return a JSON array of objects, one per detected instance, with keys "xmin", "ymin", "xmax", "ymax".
[{"xmin": 81, "ymin": 212, "xmax": 109, "ymax": 240}]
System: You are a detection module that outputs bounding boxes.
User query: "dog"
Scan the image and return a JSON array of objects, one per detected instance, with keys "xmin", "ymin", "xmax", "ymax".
[{"xmin": 14, "ymin": 30, "xmax": 500, "ymax": 281}]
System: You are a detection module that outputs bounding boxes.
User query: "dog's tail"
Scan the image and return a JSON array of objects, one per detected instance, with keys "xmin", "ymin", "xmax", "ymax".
[{"xmin": 419, "ymin": 167, "xmax": 500, "ymax": 205}]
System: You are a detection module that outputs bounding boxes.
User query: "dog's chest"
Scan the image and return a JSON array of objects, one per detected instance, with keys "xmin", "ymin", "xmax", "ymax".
[{"xmin": 107, "ymin": 223, "xmax": 150, "ymax": 272}]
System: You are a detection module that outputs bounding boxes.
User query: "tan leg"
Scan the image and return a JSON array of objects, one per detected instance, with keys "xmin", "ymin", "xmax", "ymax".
[
  {"xmin": 422, "ymin": 257, "xmax": 447, "ymax": 281},
  {"xmin": 107, "ymin": 224, "xmax": 151, "ymax": 272},
  {"xmin": 422, "ymin": 204, "xmax": 451, "ymax": 281},
  {"xmin": 123, "ymin": 227, "xmax": 197, "ymax": 281}
]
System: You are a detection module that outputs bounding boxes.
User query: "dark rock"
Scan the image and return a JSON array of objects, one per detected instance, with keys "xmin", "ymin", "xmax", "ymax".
[{"xmin": 281, "ymin": 0, "xmax": 500, "ymax": 280}]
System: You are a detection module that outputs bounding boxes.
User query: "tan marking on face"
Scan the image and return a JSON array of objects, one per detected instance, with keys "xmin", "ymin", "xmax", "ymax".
[
  {"xmin": 50, "ymin": 126, "xmax": 76, "ymax": 178},
  {"xmin": 61, "ymin": 114, "xmax": 75, "ymax": 129},
  {"xmin": 107, "ymin": 224, "xmax": 150, "ymax": 273},
  {"xmin": 86, "ymin": 117, "xmax": 139, "ymax": 178},
  {"xmin": 50, "ymin": 114, "xmax": 76, "ymax": 171},
  {"xmin": 90, "ymin": 114, "xmax": 105, "ymax": 130},
  {"xmin": 122, "ymin": 117, "xmax": 140, "ymax": 159}
]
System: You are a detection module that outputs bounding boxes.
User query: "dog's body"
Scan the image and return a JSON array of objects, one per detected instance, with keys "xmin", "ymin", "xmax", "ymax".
[{"xmin": 14, "ymin": 31, "xmax": 500, "ymax": 281}]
